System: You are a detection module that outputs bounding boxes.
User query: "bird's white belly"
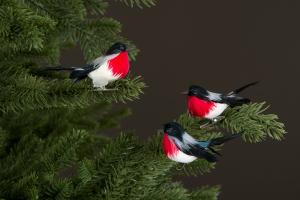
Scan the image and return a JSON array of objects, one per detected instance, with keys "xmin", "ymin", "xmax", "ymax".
[
  {"xmin": 205, "ymin": 103, "xmax": 228, "ymax": 119},
  {"xmin": 88, "ymin": 62, "xmax": 120, "ymax": 88},
  {"xmin": 169, "ymin": 150, "xmax": 197, "ymax": 163}
]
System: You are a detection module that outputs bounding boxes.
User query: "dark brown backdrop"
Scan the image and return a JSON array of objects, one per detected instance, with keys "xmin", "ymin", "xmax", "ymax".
[{"xmin": 62, "ymin": 0, "xmax": 300, "ymax": 199}]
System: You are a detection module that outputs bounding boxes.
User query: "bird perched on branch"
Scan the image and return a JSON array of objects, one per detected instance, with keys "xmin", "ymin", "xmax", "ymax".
[
  {"xmin": 183, "ymin": 82, "xmax": 258, "ymax": 123},
  {"xmin": 162, "ymin": 122, "xmax": 240, "ymax": 163},
  {"xmin": 46, "ymin": 42, "xmax": 130, "ymax": 90}
]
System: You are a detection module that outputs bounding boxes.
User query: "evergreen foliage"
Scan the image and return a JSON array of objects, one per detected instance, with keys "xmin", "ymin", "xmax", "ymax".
[
  {"xmin": 117, "ymin": 0, "xmax": 156, "ymax": 8},
  {"xmin": 0, "ymin": 0, "xmax": 285, "ymax": 199}
]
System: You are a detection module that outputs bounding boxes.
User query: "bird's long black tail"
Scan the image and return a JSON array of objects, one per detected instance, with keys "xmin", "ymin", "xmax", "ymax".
[
  {"xmin": 45, "ymin": 66, "xmax": 88, "ymax": 82},
  {"xmin": 231, "ymin": 81, "xmax": 259, "ymax": 95},
  {"xmin": 44, "ymin": 66, "xmax": 77, "ymax": 71},
  {"xmin": 206, "ymin": 134, "xmax": 241, "ymax": 158},
  {"xmin": 224, "ymin": 81, "xmax": 258, "ymax": 107},
  {"xmin": 209, "ymin": 133, "xmax": 241, "ymax": 146}
]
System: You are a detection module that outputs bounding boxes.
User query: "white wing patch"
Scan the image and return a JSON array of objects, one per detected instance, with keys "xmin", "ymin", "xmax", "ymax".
[
  {"xmin": 207, "ymin": 91, "xmax": 222, "ymax": 101},
  {"xmin": 204, "ymin": 103, "xmax": 228, "ymax": 119},
  {"xmin": 92, "ymin": 53, "xmax": 119, "ymax": 67},
  {"xmin": 182, "ymin": 132, "xmax": 197, "ymax": 144}
]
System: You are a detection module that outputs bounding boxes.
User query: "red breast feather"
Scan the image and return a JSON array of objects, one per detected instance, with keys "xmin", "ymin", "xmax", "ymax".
[
  {"xmin": 187, "ymin": 96, "xmax": 215, "ymax": 118},
  {"xmin": 162, "ymin": 134, "xmax": 178, "ymax": 157},
  {"xmin": 108, "ymin": 52, "xmax": 130, "ymax": 78}
]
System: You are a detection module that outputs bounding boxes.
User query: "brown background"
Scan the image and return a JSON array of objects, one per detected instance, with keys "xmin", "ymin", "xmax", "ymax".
[{"xmin": 62, "ymin": 0, "xmax": 300, "ymax": 199}]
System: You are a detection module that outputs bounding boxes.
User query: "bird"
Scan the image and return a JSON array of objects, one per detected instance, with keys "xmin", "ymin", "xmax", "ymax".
[
  {"xmin": 46, "ymin": 42, "xmax": 130, "ymax": 90},
  {"xmin": 162, "ymin": 122, "xmax": 240, "ymax": 163},
  {"xmin": 183, "ymin": 81, "xmax": 258, "ymax": 122}
]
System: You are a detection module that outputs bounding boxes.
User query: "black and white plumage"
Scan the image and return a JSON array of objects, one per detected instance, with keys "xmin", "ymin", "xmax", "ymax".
[
  {"xmin": 162, "ymin": 122, "xmax": 240, "ymax": 163},
  {"xmin": 47, "ymin": 42, "xmax": 130, "ymax": 89},
  {"xmin": 185, "ymin": 81, "xmax": 258, "ymax": 120}
]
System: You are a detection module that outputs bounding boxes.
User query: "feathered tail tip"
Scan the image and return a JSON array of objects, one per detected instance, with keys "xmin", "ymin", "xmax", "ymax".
[
  {"xmin": 201, "ymin": 134, "xmax": 242, "ymax": 162},
  {"xmin": 210, "ymin": 133, "xmax": 241, "ymax": 146},
  {"xmin": 232, "ymin": 81, "xmax": 259, "ymax": 94}
]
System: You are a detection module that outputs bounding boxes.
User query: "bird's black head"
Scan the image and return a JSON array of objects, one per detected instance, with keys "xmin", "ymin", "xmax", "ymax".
[
  {"xmin": 187, "ymin": 85, "xmax": 208, "ymax": 96},
  {"xmin": 163, "ymin": 122, "xmax": 185, "ymax": 139},
  {"xmin": 105, "ymin": 42, "xmax": 127, "ymax": 55}
]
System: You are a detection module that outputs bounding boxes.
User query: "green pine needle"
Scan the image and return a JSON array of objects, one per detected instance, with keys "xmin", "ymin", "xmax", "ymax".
[{"xmin": 220, "ymin": 102, "xmax": 286, "ymax": 143}]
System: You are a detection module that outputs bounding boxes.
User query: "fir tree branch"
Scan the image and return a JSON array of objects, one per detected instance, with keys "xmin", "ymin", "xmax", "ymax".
[
  {"xmin": 142, "ymin": 182, "xmax": 190, "ymax": 200},
  {"xmin": 0, "ymin": 1, "xmax": 56, "ymax": 56},
  {"xmin": 0, "ymin": 62, "xmax": 145, "ymax": 113},
  {"xmin": 42, "ymin": 179, "xmax": 73, "ymax": 199},
  {"xmin": 190, "ymin": 185, "xmax": 221, "ymax": 200},
  {"xmin": 219, "ymin": 102, "xmax": 286, "ymax": 143},
  {"xmin": 180, "ymin": 160, "xmax": 216, "ymax": 176},
  {"xmin": 0, "ymin": 127, "xmax": 8, "ymax": 158},
  {"xmin": 116, "ymin": 0, "xmax": 156, "ymax": 8},
  {"xmin": 83, "ymin": 0, "xmax": 108, "ymax": 15}
]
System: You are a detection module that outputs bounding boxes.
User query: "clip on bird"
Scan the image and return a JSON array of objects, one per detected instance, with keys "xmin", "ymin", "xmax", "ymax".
[
  {"xmin": 182, "ymin": 81, "xmax": 258, "ymax": 127},
  {"xmin": 162, "ymin": 122, "xmax": 240, "ymax": 163},
  {"xmin": 46, "ymin": 42, "xmax": 130, "ymax": 91}
]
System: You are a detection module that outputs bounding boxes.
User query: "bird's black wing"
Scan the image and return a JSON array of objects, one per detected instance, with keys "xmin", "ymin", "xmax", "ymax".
[
  {"xmin": 69, "ymin": 63, "xmax": 96, "ymax": 82},
  {"xmin": 69, "ymin": 56, "xmax": 106, "ymax": 81},
  {"xmin": 181, "ymin": 144, "xmax": 218, "ymax": 163},
  {"xmin": 170, "ymin": 134, "xmax": 217, "ymax": 162},
  {"xmin": 220, "ymin": 95, "xmax": 250, "ymax": 107}
]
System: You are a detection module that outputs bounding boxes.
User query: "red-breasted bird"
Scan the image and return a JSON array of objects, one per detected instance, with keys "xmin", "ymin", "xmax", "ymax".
[
  {"xmin": 183, "ymin": 82, "xmax": 258, "ymax": 122},
  {"xmin": 47, "ymin": 42, "xmax": 130, "ymax": 90},
  {"xmin": 162, "ymin": 122, "xmax": 240, "ymax": 163}
]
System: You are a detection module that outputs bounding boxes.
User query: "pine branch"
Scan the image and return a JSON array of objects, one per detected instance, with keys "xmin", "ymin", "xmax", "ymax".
[
  {"xmin": 180, "ymin": 160, "xmax": 216, "ymax": 176},
  {"xmin": 40, "ymin": 129, "xmax": 89, "ymax": 172},
  {"xmin": 143, "ymin": 182, "xmax": 190, "ymax": 200},
  {"xmin": 75, "ymin": 18, "xmax": 122, "ymax": 60},
  {"xmin": 83, "ymin": 0, "xmax": 108, "ymax": 15},
  {"xmin": 0, "ymin": 1, "xmax": 56, "ymax": 56},
  {"xmin": 10, "ymin": 172, "xmax": 39, "ymax": 199},
  {"xmin": 190, "ymin": 185, "xmax": 221, "ymax": 200},
  {"xmin": 71, "ymin": 133, "xmax": 177, "ymax": 199},
  {"xmin": 0, "ymin": 129, "xmax": 88, "ymax": 181},
  {"xmin": 176, "ymin": 113, "xmax": 224, "ymax": 140},
  {"xmin": 219, "ymin": 102, "xmax": 286, "ymax": 143},
  {"xmin": 77, "ymin": 159, "xmax": 96, "ymax": 185},
  {"xmin": 42, "ymin": 179, "xmax": 73, "ymax": 200},
  {"xmin": 0, "ymin": 129, "xmax": 89, "ymax": 198},
  {"xmin": 116, "ymin": 0, "xmax": 156, "ymax": 8},
  {"xmin": 0, "ymin": 63, "xmax": 145, "ymax": 113},
  {"xmin": 0, "ymin": 127, "xmax": 8, "ymax": 157}
]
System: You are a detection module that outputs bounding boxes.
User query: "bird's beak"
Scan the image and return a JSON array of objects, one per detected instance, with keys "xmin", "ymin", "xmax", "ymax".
[{"xmin": 181, "ymin": 91, "xmax": 188, "ymax": 95}]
